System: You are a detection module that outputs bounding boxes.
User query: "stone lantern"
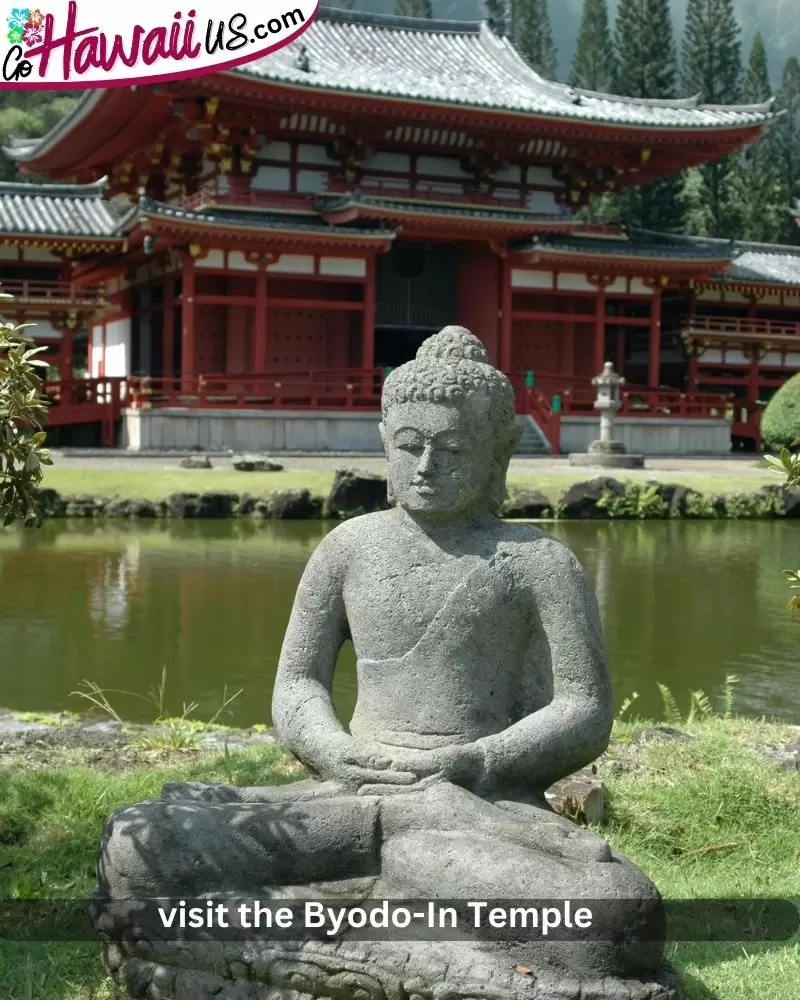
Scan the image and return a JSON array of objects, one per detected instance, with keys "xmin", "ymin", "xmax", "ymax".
[
  {"xmin": 569, "ymin": 361, "xmax": 645, "ymax": 469},
  {"xmin": 592, "ymin": 361, "xmax": 625, "ymax": 452}
]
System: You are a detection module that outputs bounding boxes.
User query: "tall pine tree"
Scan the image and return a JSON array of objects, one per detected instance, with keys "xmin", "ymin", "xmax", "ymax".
[
  {"xmin": 394, "ymin": 0, "xmax": 432, "ymax": 17},
  {"xmin": 681, "ymin": 0, "xmax": 743, "ymax": 236},
  {"xmin": 744, "ymin": 31, "xmax": 770, "ymax": 103},
  {"xmin": 728, "ymin": 34, "xmax": 781, "ymax": 242},
  {"xmin": 611, "ymin": 0, "xmax": 683, "ymax": 231},
  {"xmin": 569, "ymin": 0, "xmax": 616, "ymax": 92},
  {"xmin": 515, "ymin": 0, "xmax": 558, "ymax": 81},
  {"xmin": 777, "ymin": 57, "xmax": 800, "ymax": 242},
  {"xmin": 614, "ymin": 0, "xmax": 677, "ymax": 100}
]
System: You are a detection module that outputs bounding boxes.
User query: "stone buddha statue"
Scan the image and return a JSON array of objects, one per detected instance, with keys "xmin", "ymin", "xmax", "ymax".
[{"xmin": 95, "ymin": 328, "xmax": 678, "ymax": 1000}]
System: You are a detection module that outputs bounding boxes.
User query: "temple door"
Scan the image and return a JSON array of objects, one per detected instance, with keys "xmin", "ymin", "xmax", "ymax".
[{"xmin": 196, "ymin": 305, "xmax": 227, "ymax": 374}]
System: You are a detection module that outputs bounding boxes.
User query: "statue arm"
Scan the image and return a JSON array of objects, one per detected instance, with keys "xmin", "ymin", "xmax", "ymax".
[
  {"xmin": 476, "ymin": 542, "xmax": 613, "ymax": 793},
  {"xmin": 271, "ymin": 535, "xmax": 351, "ymax": 774}
]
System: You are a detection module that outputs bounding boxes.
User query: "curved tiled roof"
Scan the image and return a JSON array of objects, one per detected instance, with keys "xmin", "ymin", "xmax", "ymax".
[
  {"xmin": 517, "ymin": 232, "xmax": 733, "ymax": 263},
  {"xmin": 233, "ymin": 8, "xmax": 775, "ymax": 129},
  {"xmin": 0, "ymin": 178, "xmax": 124, "ymax": 238}
]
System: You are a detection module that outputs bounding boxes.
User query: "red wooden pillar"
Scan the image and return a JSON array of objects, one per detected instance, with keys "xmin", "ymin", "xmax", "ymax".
[
  {"xmin": 162, "ymin": 276, "xmax": 175, "ymax": 380},
  {"xmin": 648, "ymin": 289, "xmax": 663, "ymax": 388},
  {"xmin": 593, "ymin": 285, "xmax": 606, "ymax": 375},
  {"xmin": 181, "ymin": 254, "xmax": 197, "ymax": 386},
  {"xmin": 747, "ymin": 347, "xmax": 760, "ymax": 405},
  {"xmin": 499, "ymin": 257, "xmax": 512, "ymax": 372},
  {"xmin": 59, "ymin": 327, "xmax": 74, "ymax": 382},
  {"xmin": 361, "ymin": 255, "xmax": 376, "ymax": 369},
  {"xmin": 253, "ymin": 263, "xmax": 268, "ymax": 372}
]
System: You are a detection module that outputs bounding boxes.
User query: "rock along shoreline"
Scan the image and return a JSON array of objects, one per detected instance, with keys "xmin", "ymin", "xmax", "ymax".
[{"xmin": 29, "ymin": 469, "xmax": 800, "ymax": 522}]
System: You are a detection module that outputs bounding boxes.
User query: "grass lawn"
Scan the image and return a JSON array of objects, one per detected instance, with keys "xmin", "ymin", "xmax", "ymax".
[
  {"xmin": 40, "ymin": 466, "xmax": 778, "ymax": 506},
  {"xmin": 0, "ymin": 718, "xmax": 798, "ymax": 999}
]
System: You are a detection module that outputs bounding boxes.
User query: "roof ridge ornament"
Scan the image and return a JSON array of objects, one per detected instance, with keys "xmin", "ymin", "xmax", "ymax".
[{"xmin": 294, "ymin": 44, "xmax": 311, "ymax": 72}]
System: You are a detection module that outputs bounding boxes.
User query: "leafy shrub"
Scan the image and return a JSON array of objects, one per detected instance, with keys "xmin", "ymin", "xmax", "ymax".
[
  {"xmin": 0, "ymin": 316, "xmax": 53, "ymax": 524},
  {"xmin": 761, "ymin": 372, "xmax": 800, "ymax": 451},
  {"xmin": 598, "ymin": 483, "xmax": 668, "ymax": 519}
]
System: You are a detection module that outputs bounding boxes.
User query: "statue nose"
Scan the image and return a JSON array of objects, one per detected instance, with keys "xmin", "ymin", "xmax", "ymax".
[{"xmin": 416, "ymin": 446, "xmax": 435, "ymax": 475}]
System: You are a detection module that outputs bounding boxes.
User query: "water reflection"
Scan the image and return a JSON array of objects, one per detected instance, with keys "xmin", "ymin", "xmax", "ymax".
[{"xmin": 0, "ymin": 520, "xmax": 796, "ymax": 726}]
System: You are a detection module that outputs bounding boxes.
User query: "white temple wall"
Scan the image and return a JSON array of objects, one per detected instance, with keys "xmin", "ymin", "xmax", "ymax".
[{"xmin": 560, "ymin": 417, "xmax": 731, "ymax": 456}]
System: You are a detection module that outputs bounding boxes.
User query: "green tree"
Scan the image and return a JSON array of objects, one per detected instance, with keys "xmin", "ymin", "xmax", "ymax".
[
  {"xmin": 679, "ymin": 167, "xmax": 715, "ymax": 235},
  {"xmin": 729, "ymin": 34, "xmax": 782, "ymax": 243},
  {"xmin": 744, "ymin": 32, "xmax": 770, "ymax": 103},
  {"xmin": 0, "ymin": 93, "xmax": 77, "ymax": 182},
  {"xmin": 569, "ymin": 0, "xmax": 616, "ymax": 92},
  {"xmin": 776, "ymin": 57, "xmax": 800, "ymax": 242},
  {"xmin": 0, "ymin": 308, "xmax": 53, "ymax": 525},
  {"xmin": 394, "ymin": 0, "xmax": 432, "ymax": 16},
  {"xmin": 680, "ymin": 0, "xmax": 744, "ymax": 236},
  {"xmin": 515, "ymin": 0, "xmax": 558, "ymax": 80},
  {"xmin": 612, "ymin": 0, "xmax": 683, "ymax": 230},
  {"xmin": 614, "ymin": 0, "xmax": 677, "ymax": 100}
]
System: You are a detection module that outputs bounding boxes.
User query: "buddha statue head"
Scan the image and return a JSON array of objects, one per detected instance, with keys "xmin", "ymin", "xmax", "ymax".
[{"xmin": 380, "ymin": 327, "xmax": 521, "ymax": 522}]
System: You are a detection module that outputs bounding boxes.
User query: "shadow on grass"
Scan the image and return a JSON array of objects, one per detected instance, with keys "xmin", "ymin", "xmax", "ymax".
[{"xmin": 678, "ymin": 969, "xmax": 721, "ymax": 1000}]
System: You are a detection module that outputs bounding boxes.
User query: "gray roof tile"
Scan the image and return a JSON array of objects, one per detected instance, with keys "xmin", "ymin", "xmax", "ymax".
[
  {"xmin": 235, "ymin": 8, "xmax": 775, "ymax": 129},
  {"xmin": 0, "ymin": 179, "xmax": 123, "ymax": 238}
]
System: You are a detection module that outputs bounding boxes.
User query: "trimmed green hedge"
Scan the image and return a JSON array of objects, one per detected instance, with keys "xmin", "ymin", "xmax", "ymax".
[{"xmin": 762, "ymin": 371, "xmax": 800, "ymax": 451}]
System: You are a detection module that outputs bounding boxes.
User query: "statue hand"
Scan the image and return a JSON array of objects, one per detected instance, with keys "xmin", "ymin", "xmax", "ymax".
[
  {"xmin": 385, "ymin": 742, "xmax": 487, "ymax": 788},
  {"xmin": 317, "ymin": 736, "xmax": 419, "ymax": 792}
]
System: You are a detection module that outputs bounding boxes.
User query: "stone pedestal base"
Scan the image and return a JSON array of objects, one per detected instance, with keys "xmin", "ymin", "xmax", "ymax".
[
  {"xmin": 100, "ymin": 936, "xmax": 682, "ymax": 1000},
  {"xmin": 569, "ymin": 453, "xmax": 646, "ymax": 470}
]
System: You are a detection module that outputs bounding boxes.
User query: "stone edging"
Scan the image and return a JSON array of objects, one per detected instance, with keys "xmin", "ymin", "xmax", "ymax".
[{"xmin": 29, "ymin": 472, "xmax": 799, "ymax": 521}]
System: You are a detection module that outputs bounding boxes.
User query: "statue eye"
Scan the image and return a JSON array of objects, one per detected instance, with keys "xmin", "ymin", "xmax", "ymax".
[{"xmin": 396, "ymin": 437, "xmax": 423, "ymax": 452}]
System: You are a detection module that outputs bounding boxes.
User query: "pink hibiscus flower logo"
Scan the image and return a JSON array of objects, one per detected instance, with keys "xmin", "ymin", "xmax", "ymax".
[{"xmin": 22, "ymin": 20, "xmax": 41, "ymax": 44}]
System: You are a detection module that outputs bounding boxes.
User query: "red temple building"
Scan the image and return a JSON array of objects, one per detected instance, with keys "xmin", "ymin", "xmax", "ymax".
[{"xmin": 1, "ymin": 8, "xmax": 798, "ymax": 454}]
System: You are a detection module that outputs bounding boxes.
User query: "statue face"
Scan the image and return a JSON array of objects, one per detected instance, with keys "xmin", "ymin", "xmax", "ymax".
[{"xmin": 381, "ymin": 399, "xmax": 495, "ymax": 522}]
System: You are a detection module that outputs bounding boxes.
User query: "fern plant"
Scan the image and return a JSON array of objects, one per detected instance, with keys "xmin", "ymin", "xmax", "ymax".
[{"xmin": 618, "ymin": 675, "xmax": 740, "ymax": 725}]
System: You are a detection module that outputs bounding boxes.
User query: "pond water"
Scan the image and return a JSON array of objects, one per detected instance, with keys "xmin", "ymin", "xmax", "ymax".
[{"xmin": 0, "ymin": 520, "xmax": 797, "ymax": 727}]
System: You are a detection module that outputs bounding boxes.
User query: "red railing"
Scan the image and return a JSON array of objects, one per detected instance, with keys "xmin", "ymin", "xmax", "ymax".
[
  {"xmin": 179, "ymin": 178, "xmax": 619, "ymax": 231},
  {"xmin": 44, "ymin": 378, "xmax": 125, "ymax": 446},
  {"xmin": 684, "ymin": 316, "xmax": 800, "ymax": 339},
  {"xmin": 127, "ymin": 369, "xmax": 385, "ymax": 411},
  {"xmin": 560, "ymin": 386, "xmax": 733, "ymax": 419},
  {"xmin": 0, "ymin": 279, "xmax": 106, "ymax": 303},
  {"xmin": 32, "ymin": 369, "xmax": 737, "ymax": 452}
]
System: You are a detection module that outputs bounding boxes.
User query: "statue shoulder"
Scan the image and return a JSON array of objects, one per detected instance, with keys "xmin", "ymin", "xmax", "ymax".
[
  {"xmin": 309, "ymin": 510, "xmax": 395, "ymax": 567},
  {"xmin": 495, "ymin": 524, "xmax": 587, "ymax": 587}
]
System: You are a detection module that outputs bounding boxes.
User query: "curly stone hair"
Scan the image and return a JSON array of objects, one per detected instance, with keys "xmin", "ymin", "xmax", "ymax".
[{"xmin": 381, "ymin": 326, "xmax": 521, "ymax": 513}]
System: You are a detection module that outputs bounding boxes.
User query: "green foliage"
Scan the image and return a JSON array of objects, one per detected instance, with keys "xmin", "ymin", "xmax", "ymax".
[
  {"xmin": 598, "ymin": 482, "xmax": 669, "ymax": 519},
  {"xmin": 652, "ymin": 676, "xmax": 738, "ymax": 725},
  {"xmin": 684, "ymin": 492, "xmax": 719, "ymax": 518},
  {"xmin": 70, "ymin": 667, "xmax": 243, "ymax": 749},
  {"xmin": 762, "ymin": 373, "xmax": 800, "ymax": 452},
  {"xmin": 776, "ymin": 57, "xmax": 800, "ymax": 242},
  {"xmin": 569, "ymin": 0, "xmax": 616, "ymax": 92},
  {"xmin": 681, "ymin": 0, "xmax": 743, "ymax": 104},
  {"xmin": 614, "ymin": 0, "xmax": 677, "ymax": 100},
  {"xmin": 0, "ymin": 314, "xmax": 54, "ymax": 526},
  {"xmin": 680, "ymin": 0, "xmax": 744, "ymax": 236},
  {"xmin": 726, "ymin": 34, "xmax": 784, "ymax": 243},
  {"xmin": 515, "ymin": 0, "xmax": 558, "ymax": 80},
  {"xmin": 0, "ymin": 93, "xmax": 77, "ymax": 182}
]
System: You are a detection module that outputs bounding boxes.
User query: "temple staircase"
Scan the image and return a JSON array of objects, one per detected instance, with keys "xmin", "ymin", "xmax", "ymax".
[{"xmin": 515, "ymin": 415, "xmax": 551, "ymax": 456}]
